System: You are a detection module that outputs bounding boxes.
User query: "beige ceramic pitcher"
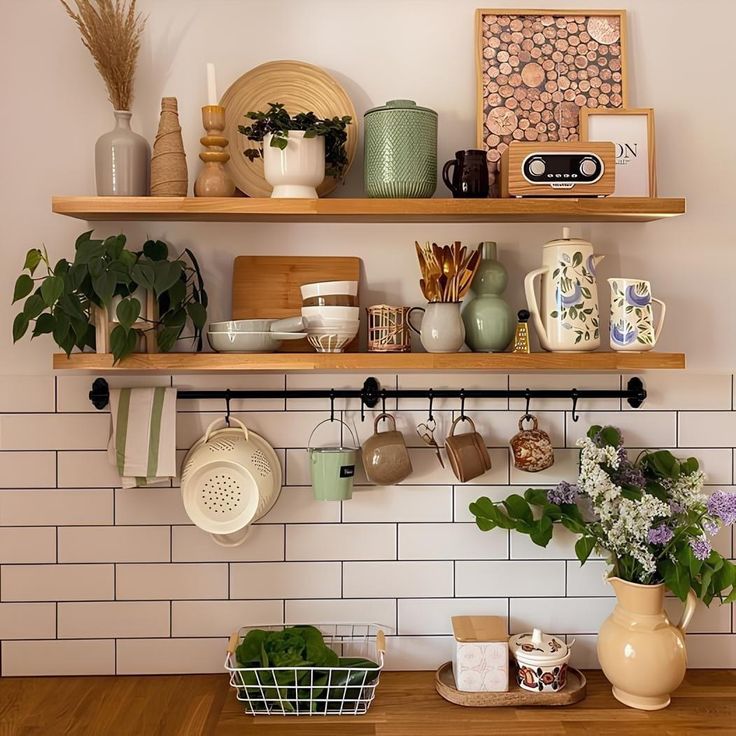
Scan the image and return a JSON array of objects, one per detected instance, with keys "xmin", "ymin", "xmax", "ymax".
[
  {"xmin": 524, "ymin": 227, "xmax": 604, "ymax": 351},
  {"xmin": 597, "ymin": 577, "xmax": 697, "ymax": 710}
]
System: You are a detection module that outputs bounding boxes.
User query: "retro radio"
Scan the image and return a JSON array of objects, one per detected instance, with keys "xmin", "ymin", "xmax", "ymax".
[{"xmin": 500, "ymin": 141, "xmax": 615, "ymax": 197}]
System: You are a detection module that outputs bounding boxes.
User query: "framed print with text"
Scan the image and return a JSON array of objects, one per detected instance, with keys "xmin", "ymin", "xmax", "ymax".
[{"xmin": 580, "ymin": 107, "xmax": 656, "ymax": 196}]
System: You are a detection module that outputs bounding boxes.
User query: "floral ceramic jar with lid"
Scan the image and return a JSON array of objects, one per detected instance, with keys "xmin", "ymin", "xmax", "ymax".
[
  {"xmin": 363, "ymin": 99, "xmax": 437, "ymax": 198},
  {"xmin": 509, "ymin": 628, "xmax": 573, "ymax": 692}
]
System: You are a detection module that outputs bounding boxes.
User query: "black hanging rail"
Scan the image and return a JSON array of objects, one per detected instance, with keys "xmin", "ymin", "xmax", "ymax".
[{"xmin": 89, "ymin": 376, "xmax": 646, "ymax": 417}]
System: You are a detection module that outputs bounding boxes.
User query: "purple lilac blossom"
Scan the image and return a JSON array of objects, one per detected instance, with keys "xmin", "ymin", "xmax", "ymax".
[
  {"xmin": 706, "ymin": 491, "xmax": 736, "ymax": 526},
  {"xmin": 617, "ymin": 462, "xmax": 645, "ymax": 488},
  {"xmin": 548, "ymin": 481, "xmax": 579, "ymax": 505},
  {"xmin": 670, "ymin": 500, "xmax": 684, "ymax": 515},
  {"xmin": 647, "ymin": 523, "xmax": 674, "ymax": 545},
  {"xmin": 704, "ymin": 520, "xmax": 719, "ymax": 536},
  {"xmin": 690, "ymin": 537, "xmax": 712, "ymax": 561}
]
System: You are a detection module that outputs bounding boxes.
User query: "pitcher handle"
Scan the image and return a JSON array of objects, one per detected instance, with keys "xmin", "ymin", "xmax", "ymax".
[
  {"xmin": 523, "ymin": 267, "xmax": 549, "ymax": 349},
  {"xmin": 442, "ymin": 159, "xmax": 458, "ymax": 195},
  {"xmin": 651, "ymin": 297, "xmax": 666, "ymax": 343},
  {"xmin": 407, "ymin": 306, "xmax": 425, "ymax": 335},
  {"xmin": 676, "ymin": 589, "xmax": 698, "ymax": 633}
]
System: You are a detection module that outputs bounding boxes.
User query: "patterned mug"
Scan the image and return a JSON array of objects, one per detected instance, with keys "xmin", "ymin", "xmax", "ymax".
[{"xmin": 608, "ymin": 278, "xmax": 666, "ymax": 352}]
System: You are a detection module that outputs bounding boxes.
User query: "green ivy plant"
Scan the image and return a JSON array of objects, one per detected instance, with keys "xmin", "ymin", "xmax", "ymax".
[
  {"xmin": 12, "ymin": 231, "xmax": 208, "ymax": 363},
  {"xmin": 239, "ymin": 102, "xmax": 352, "ymax": 180}
]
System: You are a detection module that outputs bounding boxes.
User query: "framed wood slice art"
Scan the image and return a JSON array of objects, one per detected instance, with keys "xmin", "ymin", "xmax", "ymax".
[{"xmin": 476, "ymin": 8, "xmax": 628, "ymax": 194}]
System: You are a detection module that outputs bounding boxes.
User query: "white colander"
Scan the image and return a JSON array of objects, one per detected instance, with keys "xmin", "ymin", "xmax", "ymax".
[{"xmin": 180, "ymin": 416, "xmax": 282, "ymax": 547}]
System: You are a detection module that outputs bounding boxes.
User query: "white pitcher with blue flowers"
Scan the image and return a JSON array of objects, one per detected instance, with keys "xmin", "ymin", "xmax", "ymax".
[
  {"xmin": 608, "ymin": 278, "xmax": 666, "ymax": 351},
  {"xmin": 524, "ymin": 227, "xmax": 604, "ymax": 351}
]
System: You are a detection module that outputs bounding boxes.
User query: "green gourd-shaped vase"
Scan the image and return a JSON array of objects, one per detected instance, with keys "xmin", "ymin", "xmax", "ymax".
[{"xmin": 462, "ymin": 242, "xmax": 514, "ymax": 352}]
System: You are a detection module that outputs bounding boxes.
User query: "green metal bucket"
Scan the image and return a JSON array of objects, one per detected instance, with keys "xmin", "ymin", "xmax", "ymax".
[{"xmin": 308, "ymin": 419, "xmax": 358, "ymax": 501}]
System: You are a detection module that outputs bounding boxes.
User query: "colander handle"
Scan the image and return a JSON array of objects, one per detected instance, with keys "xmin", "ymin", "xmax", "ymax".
[
  {"xmin": 307, "ymin": 418, "xmax": 358, "ymax": 451},
  {"xmin": 203, "ymin": 416, "xmax": 250, "ymax": 443}
]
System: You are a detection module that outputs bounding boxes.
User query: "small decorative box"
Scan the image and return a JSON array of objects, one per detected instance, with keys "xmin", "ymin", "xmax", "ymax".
[{"xmin": 451, "ymin": 615, "xmax": 509, "ymax": 692}]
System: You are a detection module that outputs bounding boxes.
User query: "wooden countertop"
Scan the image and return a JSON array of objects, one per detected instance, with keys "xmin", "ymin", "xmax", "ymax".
[{"xmin": 1, "ymin": 670, "xmax": 734, "ymax": 735}]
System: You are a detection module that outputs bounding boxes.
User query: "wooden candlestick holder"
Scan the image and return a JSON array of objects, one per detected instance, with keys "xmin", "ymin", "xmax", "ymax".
[{"xmin": 194, "ymin": 105, "xmax": 235, "ymax": 197}]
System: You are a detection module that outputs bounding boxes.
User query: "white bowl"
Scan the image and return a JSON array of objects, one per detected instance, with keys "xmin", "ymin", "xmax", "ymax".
[
  {"xmin": 300, "ymin": 281, "xmax": 358, "ymax": 300},
  {"xmin": 307, "ymin": 333, "xmax": 356, "ymax": 353},
  {"xmin": 209, "ymin": 317, "xmax": 305, "ymax": 333},
  {"xmin": 302, "ymin": 307, "xmax": 360, "ymax": 322},
  {"xmin": 207, "ymin": 331, "xmax": 306, "ymax": 353}
]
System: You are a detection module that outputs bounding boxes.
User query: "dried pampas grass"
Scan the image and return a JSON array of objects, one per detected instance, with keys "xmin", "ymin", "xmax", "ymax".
[{"xmin": 60, "ymin": 0, "xmax": 146, "ymax": 111}]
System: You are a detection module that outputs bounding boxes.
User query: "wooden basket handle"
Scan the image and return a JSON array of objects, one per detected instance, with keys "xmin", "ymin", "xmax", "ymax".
[
  {"xmin": 376, "ymin": 629, "xmax": 387, "ymax": 655},
  {"xmin": 227, "ymin": 631, "xmax": 240, "ymax": 655}
]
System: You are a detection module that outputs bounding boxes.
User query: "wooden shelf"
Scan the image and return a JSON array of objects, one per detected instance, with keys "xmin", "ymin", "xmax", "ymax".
[
  {"xmin": 53, "ymin": 351, "xmax": 686, "ymax": 373},
  {"xmin": 52, "ymin": 196, "xmax": 686, "ymax": 223}
]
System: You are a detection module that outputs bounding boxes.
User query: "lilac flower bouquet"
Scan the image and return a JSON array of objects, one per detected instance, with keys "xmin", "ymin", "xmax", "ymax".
[{"xmin": 470, "ymin": 425, "xmax": 736, "ymax": 603}]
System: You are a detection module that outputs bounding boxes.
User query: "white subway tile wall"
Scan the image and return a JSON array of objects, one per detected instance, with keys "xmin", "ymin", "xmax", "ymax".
[{"xmin": 0, "ymin": 371, "xmax": 733, "ymax": 675}]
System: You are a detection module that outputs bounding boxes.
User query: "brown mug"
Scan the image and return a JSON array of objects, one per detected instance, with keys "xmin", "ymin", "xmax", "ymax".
[
  {"xmin": 361, "ymin": 413, "xmax": 412, "ymax": 486},
  {"xmin": 510, "ymin": 414, "xmax": 554, "ymax": 472},
  {"xmin": 445, "ymin": 416, "xmax": 492, "ymax": 482}
]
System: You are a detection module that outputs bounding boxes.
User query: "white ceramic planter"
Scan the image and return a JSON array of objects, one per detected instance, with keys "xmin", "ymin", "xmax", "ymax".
[{"xmin": 263, "ymin": 131, "xmax": 326, "ymax": 198}]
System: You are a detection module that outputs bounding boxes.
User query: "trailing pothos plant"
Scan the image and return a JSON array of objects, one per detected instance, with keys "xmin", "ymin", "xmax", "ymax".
[
  {"xmin": 239, "ymin": 102, "xmax": 352, "ymax": 180},
  {"xmin": 12, "ymin": 231, "xmax": 208, "ymax": 363},
  {"xmin": 470, "ymin": 425, "xmax": 736, "ymax": 605}
]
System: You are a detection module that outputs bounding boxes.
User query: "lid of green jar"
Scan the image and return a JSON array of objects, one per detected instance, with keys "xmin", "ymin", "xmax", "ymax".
[{"xmin": 364, "ymin": 99, "xmax": 437, "ymax": 116}]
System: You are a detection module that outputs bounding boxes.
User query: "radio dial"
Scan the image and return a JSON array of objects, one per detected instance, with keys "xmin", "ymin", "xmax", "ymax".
[
  {"xmin": 528, "ymin": 158, "xmax": 546, "ymax": 176},
  {"xmin": 580, "ymin": 158, "xmax": 598, "ymax": 177}
]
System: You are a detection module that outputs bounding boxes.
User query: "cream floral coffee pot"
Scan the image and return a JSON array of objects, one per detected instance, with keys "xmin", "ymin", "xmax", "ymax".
[{"xmin": 524, "ymin": 227, "xmax": 604, "ymax": 352}]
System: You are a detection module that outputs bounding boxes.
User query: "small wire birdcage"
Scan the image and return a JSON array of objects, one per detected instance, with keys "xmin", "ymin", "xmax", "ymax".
[
  {"xmin": 225, "ymin": 623, "xmax": 386, "ymax": 716},
  {"xmin": 367, "ymin": 305, "xmax": 411, "ymax": 352}
]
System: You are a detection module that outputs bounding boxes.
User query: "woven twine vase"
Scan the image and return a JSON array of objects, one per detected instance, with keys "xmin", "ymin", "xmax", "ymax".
[{"xmin": 364, "ymin": 99, "xmax": 437, "ymax": 198}]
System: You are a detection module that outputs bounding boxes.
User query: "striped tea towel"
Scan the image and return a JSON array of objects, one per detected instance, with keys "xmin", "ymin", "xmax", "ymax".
[{"xmin": 108, "ymin": 387, "xmax": 177, "ymax": 488}]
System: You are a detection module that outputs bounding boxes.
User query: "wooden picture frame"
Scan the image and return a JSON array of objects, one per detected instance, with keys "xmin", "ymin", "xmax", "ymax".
[
  {"xmin": 476, "ymin": 8, "xmax": 628, "ymax": 194},
  {"xmin": 580, "ymin": 107, "xmax": 656, "ymax": 197}
]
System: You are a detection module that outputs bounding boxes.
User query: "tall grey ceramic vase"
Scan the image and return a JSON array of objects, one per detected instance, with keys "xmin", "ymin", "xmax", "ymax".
[
  {"xmin": 95, "ymin": 110, "xmax": 150, "ymax": 195},
  {"xmin": 462, "ymin": 242, "xmax": 515, "ymax": 352}
]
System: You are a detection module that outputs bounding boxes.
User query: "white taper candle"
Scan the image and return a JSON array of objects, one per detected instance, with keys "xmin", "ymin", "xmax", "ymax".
[{"xmin": 206, "ymin": 63, "xmax": 217, "ymax": 106}]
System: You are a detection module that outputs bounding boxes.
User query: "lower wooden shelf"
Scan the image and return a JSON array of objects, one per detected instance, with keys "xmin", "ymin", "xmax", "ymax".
[{"xmin": 53, "ymin": 351, "xmax": 686, "ymax": 372}]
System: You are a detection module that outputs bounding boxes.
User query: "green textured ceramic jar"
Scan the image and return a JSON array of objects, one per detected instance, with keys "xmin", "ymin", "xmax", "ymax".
[
  {"xmin": 364, "ymin": 99, "xmax": 437, "ymax": 198},
  {"xmin": 462, "ymin": 242, "xmax": 515, "ymax": 352}
]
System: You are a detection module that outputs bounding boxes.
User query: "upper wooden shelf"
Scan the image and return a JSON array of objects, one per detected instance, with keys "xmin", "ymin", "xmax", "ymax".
[
  {"xmin": 52, "ymin": 196, "xmax": 686, "ymax": 224},
  {"xmin": 53, "ymin": 351, "xmax": 686, "ymax": 373}
]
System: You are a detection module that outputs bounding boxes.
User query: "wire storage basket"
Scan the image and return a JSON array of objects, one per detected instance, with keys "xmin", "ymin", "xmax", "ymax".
[{"xmin": 225, "ymin": 623, "xmax": 386, "ymax": 716}]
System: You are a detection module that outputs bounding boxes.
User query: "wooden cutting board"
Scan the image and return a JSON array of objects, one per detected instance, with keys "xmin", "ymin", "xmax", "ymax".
[{"xmin": 232, "ymin": 256, "xmax": 361, "ymax": 352}]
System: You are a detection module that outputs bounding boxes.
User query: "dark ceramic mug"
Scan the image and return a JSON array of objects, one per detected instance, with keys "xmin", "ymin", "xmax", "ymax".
[{"xmin": 442, "ymin": 149, "xmax": 490, "ymax": 199}]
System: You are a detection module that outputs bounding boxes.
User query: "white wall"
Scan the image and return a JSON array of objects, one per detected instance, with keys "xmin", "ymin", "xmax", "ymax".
[{"xmin": 0, "ymin": 0, "xmax": 734, "ymax": 676}]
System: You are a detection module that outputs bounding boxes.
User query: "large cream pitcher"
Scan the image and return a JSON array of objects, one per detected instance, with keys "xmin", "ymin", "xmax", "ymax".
[{"xmin": 524, "ymin": 227, "xmax": 604, "ymax": 352}]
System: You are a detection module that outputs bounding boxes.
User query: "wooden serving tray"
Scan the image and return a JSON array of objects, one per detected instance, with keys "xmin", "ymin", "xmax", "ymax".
[{"xmin": 435, "ymin": 661, "xmax": 586, "ymax": 707}]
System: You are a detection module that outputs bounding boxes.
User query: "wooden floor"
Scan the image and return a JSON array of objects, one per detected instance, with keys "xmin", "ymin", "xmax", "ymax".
[{"xmin": 0, "ymin": 670, "xmax": 734, "ymax": 735}]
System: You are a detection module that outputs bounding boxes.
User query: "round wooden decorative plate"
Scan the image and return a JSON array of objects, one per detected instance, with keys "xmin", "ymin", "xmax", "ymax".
[
  {"xmin": 220, "ymin": 60, "xmax": 358, "ymax": 198},
  {"xmin": 435, "ymin": 661, "xmax": 587, "ymax": 707}
]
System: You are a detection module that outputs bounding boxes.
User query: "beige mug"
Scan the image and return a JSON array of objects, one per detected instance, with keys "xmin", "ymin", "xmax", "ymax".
[
  {"xmin": 361, "ymin": 413, "xmax": 413, "ymax": 486},
  {"xmin": 445, "ymin": 416, "xmax": 492, "ymax": 483}
]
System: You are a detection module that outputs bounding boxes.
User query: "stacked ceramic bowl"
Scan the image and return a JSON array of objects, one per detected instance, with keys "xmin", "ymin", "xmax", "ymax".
[
  {"xmin": 301, "ymin": 281, "xmax": 359, "ymax": 353},
  {"xmin": 208, "ymin": 317, "xmax": 306, "ymax": 353}
]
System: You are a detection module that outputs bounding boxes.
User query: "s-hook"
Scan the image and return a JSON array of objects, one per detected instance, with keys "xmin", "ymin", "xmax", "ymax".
[
  {"xmin": 427, "ymin": 389, "xmax": 435, "ymax": 422},
  {"xmin": 329, "ymin": 389, "xmax": 336, "ymax": 422},
  {"xmin": 570, "ymin": 389, "xmax": 580, "ymax": 422},
  {"xmin": 380, "ymin": 389, "xmax": 387, "ymax": 415},
  {"xmin": 458, "ymin": 389, "xmax": 469, "ymax": 422},
  {"xmin": 224, "ymin": 389, "xmax": 232, "ymax": 427},
  {"xmin": 524, "ymin": 388, "xmax": 532, "ymax": 421}
]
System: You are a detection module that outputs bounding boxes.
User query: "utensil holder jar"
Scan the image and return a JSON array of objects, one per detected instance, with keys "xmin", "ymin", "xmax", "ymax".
[{"xmin": 367, "ymin": 305, "xmax": 411, "ymax": 352}]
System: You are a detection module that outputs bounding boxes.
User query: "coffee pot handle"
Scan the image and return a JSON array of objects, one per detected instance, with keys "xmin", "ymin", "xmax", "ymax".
[
  {"xmin": 523, "ymin": 267, "xmax": 549, "ymax": 349},
  {"xmin": 676, "ymin": 589, "xmax": 698, "ymax": 633},
  {"xmin": 407, "ymin": 307, "xmax": 425, "ymax": 335},
  {"xmin": 442, "ymin": 159, "xmax": 458, "ymax": 195},
  {"xmin": 651, "ymin": 297, "xmax": 666, "ymax": 344}
]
